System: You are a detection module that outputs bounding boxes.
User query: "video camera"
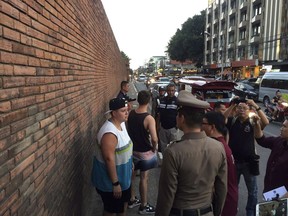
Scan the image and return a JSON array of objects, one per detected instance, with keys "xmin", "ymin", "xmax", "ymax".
[{"xmin": 232, "ymin": 97, "xmax": 248, "ymax": 105}]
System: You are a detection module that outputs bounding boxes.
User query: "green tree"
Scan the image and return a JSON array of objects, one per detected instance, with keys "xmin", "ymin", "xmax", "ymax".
[
  {"xmin": 167, "ymin": 10, "xmax": 205, "ymax": 67},
  {"xmin": 121, "ymin": 51, "xmax": 130, "ymax": 62}
]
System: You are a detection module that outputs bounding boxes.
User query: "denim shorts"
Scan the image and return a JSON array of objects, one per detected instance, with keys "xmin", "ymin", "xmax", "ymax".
[{"xmin": 133, "ymin": 152, "xmax": 158, "ymax": 171}]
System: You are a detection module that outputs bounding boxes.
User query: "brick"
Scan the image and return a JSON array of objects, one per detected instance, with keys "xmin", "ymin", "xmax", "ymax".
[
  {"xmin": 0, "ymin": 88, "xmax": 20, "ymax": 101},
  {"xmin": 20, "ymin": 34, "xmax": 32, "ymax": 45},
  {"xmin": 0, "ymin": 52, "xmax": 28, "ymax": 65},
  {"xmin": 24, "ymin": 0, "xmax": 43, "ymax": 14},
  {"xmin": 32, "ymin": 38, "xmax": 49, "ymax": 51},
  {"xmin": 3, "ymin": 27, "xmax": 20, "ymax": 42},
  {"xmin": 8, "ymin": 136, "xmax": 33, "ymax": 158},
  {"xmin": 0, "ymin": 101, "xmax": 11, "ymax": 113},
  {"xmin": 22, "ymin": 164, "xmax": 33, "ymax": 179},
  {"xmin": 11, "ymin": 95, "xmax": 36, "ymax": 110},
  {"xmin": 12, "ymin": 43, "xmax": 36, "ymax": 56},
  {"xmin": 14, "ymin": 141, "xmax": 37, "ymax": 164},
  {"xmin": 36, "ymin": 68, "xmax": 54, "ymax": 76},
  {"xmin": 5, "ymin": 174, "xmax": 23, "ymax": 197},
  {"xmin": 13, "ymin": 65, "xmax": 36, "ymax": 76},
  {"xmin": 0, "ymin": 126, "xmax": 10, "ymax": 140},
  {"xmin": 27, "ymin": 7, "xmax": 38, "ymax": 20},
  {"xmin": 1, "ymin": 1, "xmax": 20, "ymax": 19},
  {"xmin": 10, "ymin": 116, "xmax": 35, "ymax": 133},
  {"xmin": 9, "ymin": 0, "xmax": 28, "ymax": 13},
  {"xmin": 0, "ymin": 172, "xmax": 10, "ymax": 189},
  {"xmin": 0, "ymin": 108, "xmax": 28, "ymax": 128},
  {"xmin": 40, "ymin": 115, "xmax": 56, "ymax": 128},
  {"xmin": 0, "ymin": 149, "xmax": 8, "ymax": 165},
  {"xmin": 0, "ymin": 64, "xmax": 13, "ymax": 76},
  {"xmin": 19, "ymin": 12, "xmax": 31, "ymax": 25},
  {"xmin": 0, "ymin": 157, "xmax": 14, "ymax": 178},
  {"xmin": 32, "ymin": 20, "xmax": 49, "ymax": 34},
  {"xmin": 2, "ymin": 76, "xmax": 26, "ymax": 88},
  {"xmin": 28, "ymin": 56, "xmax": 41, "ymax": 66},
  {"xmin": 0, "ymin": 13, "xmax": 14, "ymax": 28},
  {"xmin": 0, "ymin": 191, "xmax": 19, "ymax": 215},
  {"xmin": 0, "ymin": 38, "xmax": 13, "ymax": 52},
  {"xmin": 0, "ymin": 189, "xmax": 4, "ymax": 203},
  {"xmin": 14, "ymin": 20, "xmax": 27, "ymax": 33},
  {"xmin": 10, "ymin": 153, "xmax": 35, "ymax": 180},
  {"xmin": 19, "ymin": 86, "xmax": 40, "ymax": 97}
]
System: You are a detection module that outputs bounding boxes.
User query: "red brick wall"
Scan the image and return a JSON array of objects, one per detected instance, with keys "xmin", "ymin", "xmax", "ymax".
[{"xmin": 0, "ymin": 0, "xmax": 129, "ymax": 215}]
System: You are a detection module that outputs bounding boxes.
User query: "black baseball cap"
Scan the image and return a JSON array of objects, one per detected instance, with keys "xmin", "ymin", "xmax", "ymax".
[{"xmin": 105, "ymin": 98, "xmax": 128, "ymax": 114}]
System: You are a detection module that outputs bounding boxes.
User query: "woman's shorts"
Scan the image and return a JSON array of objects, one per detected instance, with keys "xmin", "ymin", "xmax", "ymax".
[
  {"xmin": 96, "ymin": 186, "xmax": 131, "ymax": 213},
  {"xmin": 133, "ymin": 151, "xmax": 158, "ymax": 171}
]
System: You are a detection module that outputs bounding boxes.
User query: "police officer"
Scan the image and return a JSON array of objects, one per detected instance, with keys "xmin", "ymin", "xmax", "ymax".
[{"xmin": 155, "ymin": 90, "xmax": 228, "ymax": 216}]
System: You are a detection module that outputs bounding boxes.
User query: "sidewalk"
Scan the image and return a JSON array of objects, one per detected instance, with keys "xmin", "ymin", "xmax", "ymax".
[{"xmin": 84, "ymin": 81, "xmax": 161, "ymax": 216}]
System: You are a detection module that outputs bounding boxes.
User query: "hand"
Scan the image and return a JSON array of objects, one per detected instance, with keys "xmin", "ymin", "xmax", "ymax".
[
  {"xmin": 251, "ymin": 114, "xmax": 260, "ymax": 124},
  {"xmin": 246, "ymin": 99, "xmax": 257, "ymax": 108},
  {"xmin": 113, "ymin": 184, "xmax": 122, "ymax": 199}
]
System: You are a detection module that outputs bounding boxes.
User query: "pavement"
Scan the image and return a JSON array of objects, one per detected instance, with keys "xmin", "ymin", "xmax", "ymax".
[{"xmin": 84, "ymin": 81, "xmax": 161, "ymax": 216}]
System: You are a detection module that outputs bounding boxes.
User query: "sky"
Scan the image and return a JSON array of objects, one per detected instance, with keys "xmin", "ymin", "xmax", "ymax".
[{"xmin": 101, "ymin": 0, "xmax": 208, "ymax": 70}]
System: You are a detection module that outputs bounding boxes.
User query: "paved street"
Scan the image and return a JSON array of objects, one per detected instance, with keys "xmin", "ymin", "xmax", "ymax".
[{"xmin": 85, "ymin": 81, "xmax": 282, "ymax": 216}]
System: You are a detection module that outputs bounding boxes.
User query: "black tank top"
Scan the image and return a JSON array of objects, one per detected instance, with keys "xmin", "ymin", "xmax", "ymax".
[{"xmin": 127, "ymin": 110, "xmax": 152, "ymax": 152}]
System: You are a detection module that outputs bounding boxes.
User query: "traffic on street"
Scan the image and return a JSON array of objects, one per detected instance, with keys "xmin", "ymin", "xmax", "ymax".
[{"xmin": 129, "ymin": 79, "xmax": 284, "ymax": 216}]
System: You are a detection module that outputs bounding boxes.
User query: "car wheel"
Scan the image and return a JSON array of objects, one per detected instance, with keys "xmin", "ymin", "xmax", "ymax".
[{"xmin": 263, "ymin": 96, "xmax": 270, "ymax": 107}]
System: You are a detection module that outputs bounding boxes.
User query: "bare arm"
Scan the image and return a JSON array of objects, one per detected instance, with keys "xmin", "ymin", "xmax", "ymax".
[
  {"xmin": 252, "ymin": 115, "xmax": 263, "ymax": 139},
  {"xmin": 144, "ymin": 115, "xmax": 158, "ymax": 152},
  {"xmin": 101, "ymin": 133, "xmax": 122, "ymax": 198},
  {"xmin": 247, "ymin": 99, "xmax": 269, "ymax": 129}
]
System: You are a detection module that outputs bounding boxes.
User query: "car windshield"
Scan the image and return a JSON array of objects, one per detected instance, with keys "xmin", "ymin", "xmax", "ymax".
[
  {"xmin": 204, "ymin": 90, "xmax": 233, "ymax": 99},
  {"xmin": 159, "ymin": 77, "xmax": 170, "ymax": 82}
]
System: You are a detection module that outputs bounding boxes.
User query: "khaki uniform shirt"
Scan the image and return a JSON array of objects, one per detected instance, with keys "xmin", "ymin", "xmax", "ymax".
[{"xmin": 155, "ymin": 132, "xmax": 227, "ymax": 216}]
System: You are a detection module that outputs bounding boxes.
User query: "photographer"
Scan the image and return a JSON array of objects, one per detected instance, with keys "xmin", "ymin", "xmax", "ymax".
[
  {"xmin": 253, "ymin": 115, "xmax": 288, "ymax": 195},
  {"xmin": 223, "ymin": 97, "xmax": 269, "ymax": 216}
]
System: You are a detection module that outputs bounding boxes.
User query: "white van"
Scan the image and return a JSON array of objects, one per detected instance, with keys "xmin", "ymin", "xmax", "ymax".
[{"xmin": 258, "ymin": 72, "xmax": 288, "ymax": 105}]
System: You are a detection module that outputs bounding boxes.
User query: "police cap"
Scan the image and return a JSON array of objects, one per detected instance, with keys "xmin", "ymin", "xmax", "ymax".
[{"xmin": 177, "ymin": 90, "xmax": 210, "ymax": 109}]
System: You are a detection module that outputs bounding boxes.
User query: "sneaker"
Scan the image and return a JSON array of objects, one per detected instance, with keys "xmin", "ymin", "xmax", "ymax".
[
  {"xmin": 128, "ymin": 197, "xmax": 141, "ymax": 209},
  {"xmin": 138, "ymin": 203, "xmax": 155, "ymax": 215}
]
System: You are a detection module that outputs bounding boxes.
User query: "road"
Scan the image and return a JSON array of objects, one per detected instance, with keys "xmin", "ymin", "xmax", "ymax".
[
  {"xmin": 86, "ymin": 81, "xmax": 282, "ymax": 216},
  {"xmin": 132, "ymin": 81, "xmax": 282, "ymax": 216}
]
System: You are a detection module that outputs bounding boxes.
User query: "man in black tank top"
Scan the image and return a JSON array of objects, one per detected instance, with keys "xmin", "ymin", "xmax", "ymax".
[{"xmin": 127, "ymin": 90, "xmax": 158, "ymax": 214}]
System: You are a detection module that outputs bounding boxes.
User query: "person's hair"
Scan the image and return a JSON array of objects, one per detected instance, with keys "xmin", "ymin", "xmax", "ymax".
[
  {"xmin": 120, "ymin": 81, "xmax": 129, "ymax": 89},
  {"xmin": 177, "ymin": 107, "xmax": 205, "ymax": 128},
  {"xmin": 167, "ymin": 83, "xmax": 175, "ymax": 89},
  {"xmin": 203, "ymin": 112, "xmax": 228, "ymax": 137},
  {"xmin": 137, "ymin": 90, "xmax": 151, "ymax": 105},
  {"xmin": 214, "ymin": 101, "xmax": 225, "ymax": 109},
  {"xmin": 276, "ymin": 90, "xmax": 281, "ymax": 94}
]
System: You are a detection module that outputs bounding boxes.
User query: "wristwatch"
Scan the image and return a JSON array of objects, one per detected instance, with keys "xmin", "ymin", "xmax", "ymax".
[
  {"xmin": 256, "ymin": 107, "xmax": 261, "ymax": 111},
  {"xmin": 112, "ymin": 181, "xmax": 120, "ymax": 186}
]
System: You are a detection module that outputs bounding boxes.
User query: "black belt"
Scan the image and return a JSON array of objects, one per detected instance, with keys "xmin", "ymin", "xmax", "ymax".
[{"xmin": 170, "ymin": 205, "xmax": 212, "ymax": 216}]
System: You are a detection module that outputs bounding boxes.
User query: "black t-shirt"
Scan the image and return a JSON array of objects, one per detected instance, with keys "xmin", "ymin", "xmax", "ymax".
[
  {"xmin": 226, "ymin": 117, "xmax": 256, "ymax": 161},
  {"xmin": 158, "ymin": 96, "xmax": 178, "ymax": 129}
]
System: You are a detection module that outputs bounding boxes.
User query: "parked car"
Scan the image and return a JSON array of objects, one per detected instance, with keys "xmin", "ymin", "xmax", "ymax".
[
  {"xmin": 138, "ymin": 74, "xmax": 147, "ymax": 82},
  {"xmin": 234, "ymin": 82, "xmax": 259, "ymax": 101},
  {"xmin": 238, "ymin": 76, "xmax": 262, "ymax": 90}
]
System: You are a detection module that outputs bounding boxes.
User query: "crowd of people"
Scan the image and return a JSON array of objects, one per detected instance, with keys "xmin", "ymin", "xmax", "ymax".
[{"xmin": 91, "ymin": 80, "xmax": 288, "ymax": 216}]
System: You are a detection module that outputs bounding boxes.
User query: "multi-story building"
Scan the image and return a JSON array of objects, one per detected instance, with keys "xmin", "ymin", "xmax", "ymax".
[{"xmin": 204, "ymin": 0, "xmax": 288, "ymax": 78}]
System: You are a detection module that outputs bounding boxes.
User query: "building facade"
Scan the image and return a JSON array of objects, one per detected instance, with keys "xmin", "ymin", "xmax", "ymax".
[{"xmin": 204, "ymin": 0, "xmax": 288, "ymax": 78}]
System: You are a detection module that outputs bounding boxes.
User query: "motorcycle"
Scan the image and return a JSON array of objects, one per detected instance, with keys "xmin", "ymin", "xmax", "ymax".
[{"xmin": 264, "ymin": 101, "xmax": 288, "ymax": 122}]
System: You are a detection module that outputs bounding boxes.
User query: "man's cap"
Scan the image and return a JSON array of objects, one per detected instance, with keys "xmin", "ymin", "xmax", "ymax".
[
  {"xmin": 176, "ymin": 90, "xmax": 210, "ymax": 109},
  {"xmin": 159, "ymin": 86, "xmax": 166, "ymax": 91},
  {"xmin": 105, "ymin": 98, "xmax": 128, "ymax": 114}
]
